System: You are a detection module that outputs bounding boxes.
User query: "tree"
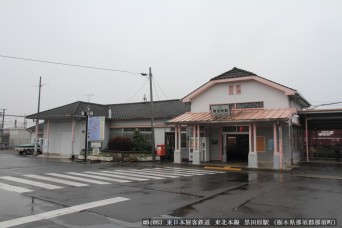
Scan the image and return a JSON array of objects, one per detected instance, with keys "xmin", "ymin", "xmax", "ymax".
[{"xmin": 133, "ymin": 131, "xmax": 148, "ymax": 151}]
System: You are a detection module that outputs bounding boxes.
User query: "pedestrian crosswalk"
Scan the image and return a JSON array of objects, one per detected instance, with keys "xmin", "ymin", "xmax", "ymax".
[{"xmin": 0, "ymin": 167, "xmax": 225, "ymax": 194}]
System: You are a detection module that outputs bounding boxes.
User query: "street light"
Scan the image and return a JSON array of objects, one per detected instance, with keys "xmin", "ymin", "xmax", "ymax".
[
  {"xmin": 82, "ymin": 106, "xmax": 93, "ymax": 163},
  {"xmin": 141, "ymin": 67, "xmax": 155, "ymax": 162}
]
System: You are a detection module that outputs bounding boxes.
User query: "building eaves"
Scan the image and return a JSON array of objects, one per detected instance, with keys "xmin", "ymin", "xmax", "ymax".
[
  {"xmin": 26, "ymin": 99, "xmax": 189, "ymax": 121},
  {"xmin": 108, "ymin": 99, "xmax": 190, "ymax": 120},
  {"xmin": 26, "ymin": 101, "xmax": 108, "ymax": 120}
]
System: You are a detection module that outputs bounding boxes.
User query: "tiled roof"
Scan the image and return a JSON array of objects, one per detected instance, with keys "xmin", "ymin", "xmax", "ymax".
[
  {"xmin": 167, "ymin": 108, "xmax": 297, "ymax": 124},
  {"xmin": 108, "ymin": 100, "xmax": 190, "ymax": 120},
  {"xmin": 210, "ymin": 67, "xmax": 257, "ymax": 80},
  {"xmin": 26, "ymin": 101, "xmax": 108, "ymax": 119},
  {"xmin": 26, "ymin": 100, "xmax": 190, "ymax": 120}
]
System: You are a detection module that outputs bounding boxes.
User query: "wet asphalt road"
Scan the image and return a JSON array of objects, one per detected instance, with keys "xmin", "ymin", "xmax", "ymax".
[{"xmin": 0, "ymin": 150, "xmax": 341, "ymax": 228}]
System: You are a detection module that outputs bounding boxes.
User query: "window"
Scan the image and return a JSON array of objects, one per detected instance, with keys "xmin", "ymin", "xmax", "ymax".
[
  {"xmin": 181, "ymin": 133, "xmax": 187, "ymax": 148},
  {"xmin": 257, "ymin": 136, "xmax": 265, "ymax": 152},
  {"xmin": 236, "ymin": 85, "xmax": 241, "ymax": 95},
  {"xmin": 229, "ymin": 85, "xmax": 234, "ymax": 95},
  {"xmin": 236, "ymin": 102, "xmax": 264, "ymax": 109}
]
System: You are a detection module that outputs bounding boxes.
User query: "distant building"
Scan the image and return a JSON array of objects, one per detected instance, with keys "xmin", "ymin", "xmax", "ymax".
[{"xmin": 7, "ymin": 128, "xmax": 31, "ymax": 148}]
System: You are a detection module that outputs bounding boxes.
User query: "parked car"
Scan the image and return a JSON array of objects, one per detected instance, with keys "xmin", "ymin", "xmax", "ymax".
[
  {"xmin": 0, "ymin": 143, "xmax": 8, "ymax": 150},
  {"xmin": 15, "ymin": 143, "xmax": 42, "ymax": 155}
]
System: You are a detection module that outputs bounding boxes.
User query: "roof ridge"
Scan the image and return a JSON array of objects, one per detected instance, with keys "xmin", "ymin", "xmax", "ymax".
[
  {"xmin": 210, "ymin": 67, "xmax": 257, "ymax": 81},
  {"xmin": 107, "ymin": 99, "xmax": 181, "ymax": 106}
]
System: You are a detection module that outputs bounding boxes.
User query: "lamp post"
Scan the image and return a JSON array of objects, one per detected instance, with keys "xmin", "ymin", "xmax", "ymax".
[
  {"xmin": 34, "ymin": 76, "xmax": 43, "ymax": 156},
  {"xmin": 0, "ymin": 109, "xmax": 5, "ymax": 142},
  {"xmin": 141, "ymin": 67, "xmax": 155, "ymax": 162},
  {"xmin": 82, "ymin": 106, "xmax": 93, "ymax": 163}
]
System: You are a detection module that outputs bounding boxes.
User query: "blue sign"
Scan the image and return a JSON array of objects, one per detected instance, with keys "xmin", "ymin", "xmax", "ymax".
[{"xmin": 88, "ymin": 116, "xmax": 105, "ymax": 141}]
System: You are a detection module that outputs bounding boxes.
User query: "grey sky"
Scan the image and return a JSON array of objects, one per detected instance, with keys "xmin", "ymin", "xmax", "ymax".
[{"xmin": 1, "ymin": 0, "xmax": 342, "ymax": 127}]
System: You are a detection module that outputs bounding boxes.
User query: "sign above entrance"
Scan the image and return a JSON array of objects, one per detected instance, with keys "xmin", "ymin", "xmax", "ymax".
[{"xmin": 211, "ymin": 104, "xmax": 230, "ymax": 116}]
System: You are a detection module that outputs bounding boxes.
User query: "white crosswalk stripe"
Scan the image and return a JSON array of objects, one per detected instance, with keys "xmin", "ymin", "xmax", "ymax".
[
  {"xmin": 46, "ymin": 173, "xmax": 111, "ymax": 185},
  {"xmin": 84, "ymin": 171, "xmax": 149, "ymax": 181},
  {"xmin": 164, "ymin": 167, "xmax": 225, "ymax": 174},
  {"xmin": 145, "ymin": 168, "xmax": 205, "ymax": 176},
  {"xmin": 0, "ymin": 167, "xmax": 225, "ymax": 195},
  {"xmin": 65, "ymin": 172, "xmax": 131, "ymax": 183},
  {"xmin": 126, "ymin": 169, "xmax": 194, "ymax": 177},
  {"xmin": 100, "ymin": 171, "xmax": 165, "ymax": 180},
  {"xmin": 0, "ymin": 176, "xmax": 63, "ymax": 190},
  {"xmin": 24, "ymin": 174, "xmax": 89, "ymax": 187},
  {"xmin": 116, "ymin": 169, "xmax": 180, "ymax": 178},
  {"xmin": 0, "ymin": 182, "xmax": 33, "ymax": 193}
]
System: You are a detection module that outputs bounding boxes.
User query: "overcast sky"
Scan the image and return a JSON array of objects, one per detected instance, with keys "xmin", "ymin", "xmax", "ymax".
[{"xmin": 1, "ymin": 0, "xmax": 342, "ymax": 128}]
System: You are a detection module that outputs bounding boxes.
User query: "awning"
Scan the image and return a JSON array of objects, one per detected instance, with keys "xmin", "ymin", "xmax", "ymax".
[{"xmin": 167, "ymin": 108, "xmax": 297, "ymax": 124}]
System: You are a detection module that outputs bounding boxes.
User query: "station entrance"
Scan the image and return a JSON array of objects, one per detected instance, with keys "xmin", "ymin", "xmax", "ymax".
[{"xmin": 226, "ymin": 134, "xmax": 249, "ymax": 162}]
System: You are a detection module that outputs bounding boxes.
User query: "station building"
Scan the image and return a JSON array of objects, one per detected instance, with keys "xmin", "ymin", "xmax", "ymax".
[
  {"xmin": 167, "ymin": 67, "xmax": 310, "ymax": 169},
  {"xmin": 26, "ymin": 67, "xmax": 342, "ymax": 169}
]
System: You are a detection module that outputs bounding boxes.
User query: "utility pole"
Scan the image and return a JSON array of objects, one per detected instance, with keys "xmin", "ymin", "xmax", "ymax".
[
  {"xmin": 34, "ymin": 76, "xmax": 43, "ymax": 156},
  {"xmin": 0, "ymin": 109, "xmax": 5, "ymax": 143},
  {"xmin": 140, "ymin": 68, "xmax": 155, "ymax": 162},
  {"xmin": 149, "ymin": 67, "xmax": 156, "ymax": 162}
]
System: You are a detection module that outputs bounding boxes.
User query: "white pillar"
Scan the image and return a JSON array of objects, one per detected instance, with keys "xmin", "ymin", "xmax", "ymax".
[
  {"xmin": 174, "ymin": 125, "xmax": 182, "ymax": 163},
  {"xmin": 273, "ymin": 122, "xmax": 281, "ymax": 169},
  {"xmin": 193, "ymin": 124, "xmax": 201, "ymax": 165},
  {"xmin": 248, "ymin": 122, "xmax": 258, "ymax": 168}
]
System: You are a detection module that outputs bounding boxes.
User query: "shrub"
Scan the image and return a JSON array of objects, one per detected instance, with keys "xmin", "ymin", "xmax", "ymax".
[
  {"xmin": 133, "ymin": 131, "xmax": 149, "ymax": 152},
  {"xmin": 107, "ymin": 136, "xmax": 133, "ymax": 151}
]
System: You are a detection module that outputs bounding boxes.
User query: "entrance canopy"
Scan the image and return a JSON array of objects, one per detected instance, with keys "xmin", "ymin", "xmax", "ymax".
[
  {"xmin": 299, "ymin": 109, "xmax": 342, "ymax": 130},
  {"xmin": 167, "ymin": 108, "xmax": 297, "ymax": 124}
]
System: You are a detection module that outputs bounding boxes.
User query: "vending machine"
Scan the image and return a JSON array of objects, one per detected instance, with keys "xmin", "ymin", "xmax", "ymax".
[
  {"xmin": 200, "ymin": 137, "xmax": 210, "ymax": 162},
  {"xmin": 189, "ymin": 137, "xmax": 209, "ymax": 162}
]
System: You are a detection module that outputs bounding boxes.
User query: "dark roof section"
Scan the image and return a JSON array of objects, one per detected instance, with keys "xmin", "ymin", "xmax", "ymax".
[
  {"xmin": 26, "ymin": 99, "xmax": 190, "ymax": 120},
  {"xmin": 26, "ymin": 101, "xmax": 108, "ymax": 119},
  {"xmin": 108, "ymin": 99, "xmax": 190, "ymax": 120},
  {"xmin": 210, "ymin": 67, "xmax": 257, "ymax": 81}
]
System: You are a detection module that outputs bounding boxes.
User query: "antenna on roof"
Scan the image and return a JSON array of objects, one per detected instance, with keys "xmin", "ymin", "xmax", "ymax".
[
  {"xmin": 86, "ymin": 94, "xmax": 94, "ymax": 103},
  {"xmin": 143, "ymin": 94, "xmax": 147, "ymax": 102}
]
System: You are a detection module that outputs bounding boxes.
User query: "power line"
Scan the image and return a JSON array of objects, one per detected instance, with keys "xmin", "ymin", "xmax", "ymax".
[
  {"xmin": 125, "ymin": 78, "xmax": 149, "ymax": 103},
  {"xmin": 0, "ymin": 54, "xmax": 140, "ymax": 75},
  {"xmin": 154, "ymin": 76, "xmax": 170, "ymax": 100},
  {"xmin": 311, "ymin": 101, "xmax": 342, "ymax": 109}
]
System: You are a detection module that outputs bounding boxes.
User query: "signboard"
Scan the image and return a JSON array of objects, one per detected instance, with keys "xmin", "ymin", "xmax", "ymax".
[
  {"xmin": 211, "ymin": 104, "xmax": 230, "ymax": 116},
  {"xmin": 88, "ymin": 116, "xmax": 105, "ymax": 141}
]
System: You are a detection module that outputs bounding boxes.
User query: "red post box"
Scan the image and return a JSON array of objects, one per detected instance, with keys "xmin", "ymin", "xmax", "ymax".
[{"xmin": 156, "ymin": 144, "xmax": 166, "ymax": 156}]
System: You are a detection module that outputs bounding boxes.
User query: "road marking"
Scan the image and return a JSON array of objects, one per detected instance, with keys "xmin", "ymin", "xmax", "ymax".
[
  {"xmin": 84, "ymin": 171, "xmax": 149, "ymax": 181},
  {"xmin": 0, "ymin": 182, "xmax": 33, "ymax": 193},
  {"xmin": 24, "ymin": 174, "xmax": 89, "ymax": 187},
  {"xmin": 46, "ymin": 173, "xmax": 111, "ymax": 185},
  {"xmin": 101, "ymin": 171, "xmax": 165, "ymax": 180},
  {"xmin": 166, "ymin": 167, "xmax": 226, "ymax": 174},
  {"xmin": 0, "ymin": 176, "xmax": 63, "ymax": 190},
  {"xmin": 145, "ymin": 168, "xmax": 204, "ymax": 176},
  {"xmin": 0, "ymin": 196, "xmax": 129, "ymax": 228},
  {"xmin": 127, "ymin": 169, "xmax": 191, "ymax": 177},
  {"xmin": 204, "ymin": 166, "xmax": 242, "ymax": 171},
  {"xmin": 117, "ymin": 169, "xmax": 179, "ymax": 178},
  {"xmin": 66, "ymin": 172, "xmax": 131, "ymax": 183}
]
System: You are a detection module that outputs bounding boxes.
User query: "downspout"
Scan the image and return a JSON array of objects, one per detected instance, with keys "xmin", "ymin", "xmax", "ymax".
[
  {"xmin": 219, "ymin": 126, "xmax": 222, "ymax": 161},
  {"xmin": 305, "ymin": 115, "xmax": 309, "ymax": 162},
  {"xmin": 289, "ymin": 116, "xmax": 293, "ymax": 165},
  {"xmin": 279, "ymin": 124, "xmax": 283, "ymax": 170}
]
